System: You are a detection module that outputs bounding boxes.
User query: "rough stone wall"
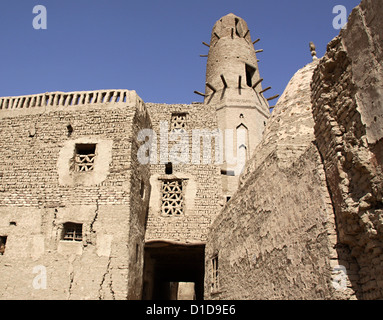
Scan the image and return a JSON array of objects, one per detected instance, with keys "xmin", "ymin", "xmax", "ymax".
[
  {"xmin": 311, "ymin": 0, "xmax": 383, "ymax": 300},
  {"xmin": 145, "ymin": 102, "xmax": 222, "ymax": 243},
  {"xmin": 205, "ymin": 61, "xmax": 348, "ymax": 300},
  {"xmin": 0, "ymin": 90, "xmax": 151, "ymax": 299}
]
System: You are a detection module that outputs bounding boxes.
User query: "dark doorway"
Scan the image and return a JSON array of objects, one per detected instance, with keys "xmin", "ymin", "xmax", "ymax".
[{"xmin": 142, "ymin": 242, "xmax": 205, "ymax": 300}]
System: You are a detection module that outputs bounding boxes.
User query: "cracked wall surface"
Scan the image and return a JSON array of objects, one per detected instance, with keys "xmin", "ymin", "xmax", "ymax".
[
  {"xmin": 0, "ymin": 91, "xmax": 151, "ymax": 299},
  {"xmin": 0, "ymin": 0, "xmax": 382, "ymax": 300}
]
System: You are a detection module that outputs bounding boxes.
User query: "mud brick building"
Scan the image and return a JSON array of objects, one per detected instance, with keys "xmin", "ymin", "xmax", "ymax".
[{"xmin": 0, "ymin": 0, "xmax": 382, "ymax": 300}]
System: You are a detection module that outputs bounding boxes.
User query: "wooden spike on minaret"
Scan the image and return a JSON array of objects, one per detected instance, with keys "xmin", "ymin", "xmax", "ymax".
[
  {"xmin": 260, "ymin": 86, "xmax": 271, "ymax": 94},
  {"xmin": 206, "ymin": 82, "xmax": 217, "ymax": 93},
  {"xmin": 194, "ymin": 91, "xmax": 206, "ymax": 97},
  {"xmin": 252, "ymin": 78, "xmax": 263, "ymax": 89},
  {"xmin": 267, "ymin": 94, "xmax": 280, "ymax": 101}
]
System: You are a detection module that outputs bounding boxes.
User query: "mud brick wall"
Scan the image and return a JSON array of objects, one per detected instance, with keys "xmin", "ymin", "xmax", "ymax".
[
  {"xmin": 0, "ymin": 90, "xmax": 151, "ymax": 299},
  {"xmin": 205, "ymin": 61, "xmax": 349, "ymax": 300},
  {"xmin": 145, "ymin": 103, "xmax": 222, "ymax": 243},
  {"xmin": 311, "ymin": 0, "xmax": 383, "ymax": 300}
]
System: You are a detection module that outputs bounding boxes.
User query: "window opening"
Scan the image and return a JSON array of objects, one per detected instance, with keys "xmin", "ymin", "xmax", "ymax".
[
  {"xmin": 0, "ymin": 236, "xmax": 7, "ymax": 255},
  {"xmin": 62, "ymin": 222, "xmax": 83, "ymax": 242},
  {"xmin": 246, "ymin": 64, "xmax": 256, "ymax": 87},
  {"xmin": 171, "ymin": 113, "xmax": 187, "ymax": 132},
  {"xmin": 161, "ymin": 179, "xmax": 184, "ymax": 216},
  {"xmin": 165, "ymin": 162, "xmax": 173, "ymax": 175},
  {"xmin": 73, "ymin": 144, "xmax": 96, "ymax": 172}
]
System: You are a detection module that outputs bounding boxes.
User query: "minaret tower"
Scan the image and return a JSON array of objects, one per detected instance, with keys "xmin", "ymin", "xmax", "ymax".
[{"xmin": 197, "ymin": 13, "xmax": 277, "ymax": 199}]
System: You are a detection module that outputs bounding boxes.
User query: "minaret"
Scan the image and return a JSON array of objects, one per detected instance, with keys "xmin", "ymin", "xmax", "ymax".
[{"xmin": 197, "ymin": 13, "xmax": 276, "ymax": 199}]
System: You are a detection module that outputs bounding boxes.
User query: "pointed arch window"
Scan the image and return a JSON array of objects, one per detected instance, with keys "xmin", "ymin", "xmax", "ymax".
[
  {"xmin": 236, "ymin": 124, "xmax": 248, "ymax": 147},
  {"xmin": 236, "ymin": 123, "xmax": 249, "ymax": 164}
]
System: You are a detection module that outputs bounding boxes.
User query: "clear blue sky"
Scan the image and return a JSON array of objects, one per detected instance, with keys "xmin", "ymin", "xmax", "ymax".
[{"xmin": 0, "ymin": 0, "xmax": 361, "ymax": 104}]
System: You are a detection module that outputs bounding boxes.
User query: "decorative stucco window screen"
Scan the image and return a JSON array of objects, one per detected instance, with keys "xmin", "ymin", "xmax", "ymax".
[
  {"xmin": 74, "ymin": 144, "xmax": 96, "ymax": 172},
  {"xmin": 161, "ymin": 179, "xmax": 184, "ymax": 215},
  {"xmin": 170, "ymin": 113, "xmax": 187, "ymax": 131}
]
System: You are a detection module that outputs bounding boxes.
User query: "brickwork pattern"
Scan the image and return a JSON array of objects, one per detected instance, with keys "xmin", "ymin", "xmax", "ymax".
[
  {"xmin": 145, "ymin": 103, "xmax": 223, "ymax": 243},
  {"xmin": 311, "ymin": 0, "xmax": 383, "ymax": 299},
  {"xmin": 205, "ymin": 61, "xmax": 342, "ymax": 300},
  {"xmin": 0, "ymin": 90, "xmax": 150, "ymax": 299}
]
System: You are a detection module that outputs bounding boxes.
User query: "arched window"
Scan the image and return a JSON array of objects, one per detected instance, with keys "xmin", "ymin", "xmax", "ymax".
[{"xmin": 236, "ymin": 123, "xmax": 249, "ymax": 156}]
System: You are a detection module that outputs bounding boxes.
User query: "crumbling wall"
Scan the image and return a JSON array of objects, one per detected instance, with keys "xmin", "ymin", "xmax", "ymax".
[
  {"xmin": 311, "ymin": 0, "xmax": 383, "ymax": 300},
  {"xmin": 205, "ymin": 61, "xmax": 350, "ymax": 300},
  {"xmin": 0, "ymin": 90, "xmax": 150, "ymax": 299}
]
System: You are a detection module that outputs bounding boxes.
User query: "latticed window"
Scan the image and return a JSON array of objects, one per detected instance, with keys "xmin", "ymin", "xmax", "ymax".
[
  {"xmin": 161, "ymin": 179, "xmax": 184, "ymax": 216},
  {"xmin": 170, "ymin": 113, "xmax": 187, "ymax": 131},
  {"xmin": 62, "ymin": 222, "xmax": 83, "ymax": 242},
  {"xmin": 73, "ymin": 144, "xmax": 96, "ymax": 172}
]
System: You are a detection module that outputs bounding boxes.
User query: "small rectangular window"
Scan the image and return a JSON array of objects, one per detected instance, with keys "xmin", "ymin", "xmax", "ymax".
[
  {"xmin": 0, "ymin": 236, "xmax": 7, "ymax": 255},
  {"xmin": 165, "ymin": 162, "xmax": 173, "ymax": 175},
  {"xmin": 211, "ymin": 255, "xmax": 219, "ymax": 293},
  {"xmin": 62, "ymin": 222, "xmax": 83, "ymax": 242},
  {"xmin": 73, "ymin": 144, "xmax": 96, "ymax": 172}
]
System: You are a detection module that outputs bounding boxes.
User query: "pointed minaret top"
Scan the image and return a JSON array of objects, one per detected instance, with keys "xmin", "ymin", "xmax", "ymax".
[
  {"xmin": 222, "ymin": 12, "xmax": 240, "ymax": 18},
  {"xmin": 210, "ymin": 13, "xmax": 251, "ymax": 46},
  {"xmin": 203, "ymin": 14, "xmax": 270, "ymax": 114}
]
